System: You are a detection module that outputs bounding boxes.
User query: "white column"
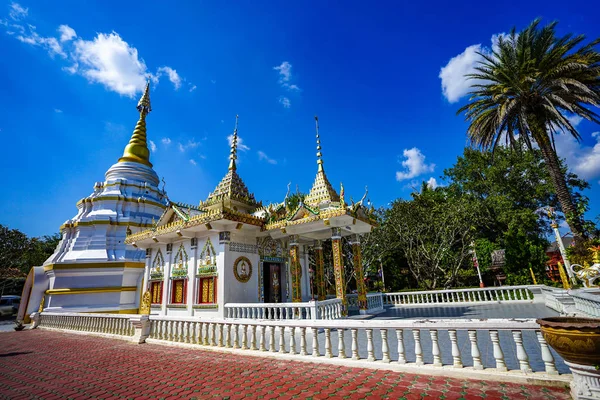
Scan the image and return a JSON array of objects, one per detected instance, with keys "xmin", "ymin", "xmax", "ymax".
[
  {"xmin": 187, "ymin": 239, "xmax": 197, "ymax": 316},
  {"xmin": 162, "ymin": 245, "xmax": 172, "ymax": 315}
]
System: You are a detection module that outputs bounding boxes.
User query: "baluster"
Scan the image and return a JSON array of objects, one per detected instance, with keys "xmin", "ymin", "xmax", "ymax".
[
  {"xmin": 289, "ymin": 327, "xmax": 296, "ymax": 354},
  {"xmin": 300, "ymin": 327, "xmax": 307, "ymax": 355},
  {"xmin": 241, "ymin": 324, "xmax": 248, "ymax": 350},
  {"xmin": 468, "ymin": 330, "xmax": 483, "ymax": 370},
  {"xmin": 448, "ymin": 330, "xmax": 462, "ymax": 368},
  {"xmin": 489, "ymin": 330, "xmax": 506, "ymax": 371},
  {"xmin": 430, "ymin": 330, "xmax": 442, "ymax": 366},
  {"xmin": 224, "ymin": 324, "xmax": 231, "ymax": 348},
  {"xmin": 338, "ymin": 329, "xmax": 346, "ymax": 359},
  {"xmin": 250, "ymin": 325, "xmax": 257, "ymax": 350},
  {"xmin": 169, "ymin": 321, "xmax": 175, "ymax": 342},
  {"xmin": 269, "ymin": 326, "xmax": 276, "ymax": 352},
  {"xmin": 365, "ymin": 329, "xmax": 375, "ymax": 362},
  {"xmin": 324, "ymin": 328, "xmax": 333, "ymax": 358},
  {"xmin": 536, "ymin": 331, "xmax": 558, "ymax": 375},
  {"xmin": 259, "ymin": 326, "xmax": 266, "ymax": 351},
  {"xmin": 279, "ymin": 326, "xmax": 286, "ymax": 353},
  {"xmin": 396, "ymin": 329, "xmax": 406, "ymax": 364},
  {"xmin": 381, "ymin": 329, "xmax": 390, "ymax": 363},
  {"xmin": 413, "ymin": 329, "xmax": 423, "ymax": 365},
  {"xmin": 512, "ymin": 330, "xmax": 532, "ymax": 372},
  {"xmin": 184, "ymin": 321, "xmax": 190, "ymax": 343},
  {"xmin": 191, "ymin": 322, "xmax": 198, "ymax": 344},
  {"xmin": 218, "ymin": 324, "xmax": 224, "ymax": 347},
  {"xmin": 311, "ymin": 327, "xmax": 320, "ymax": 357},
  {"xmin": 233, "ymin": 324, "xmax": 240, "ymax": 349},
  {"xmin": 351, "ymin": 329, "xmax": 359, "ymax": 360}
]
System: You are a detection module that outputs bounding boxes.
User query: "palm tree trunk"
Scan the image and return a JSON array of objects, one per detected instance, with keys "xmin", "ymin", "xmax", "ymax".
[{"xmin": 536, "ymin": 135, "xmax": 586, "ymax": 242}]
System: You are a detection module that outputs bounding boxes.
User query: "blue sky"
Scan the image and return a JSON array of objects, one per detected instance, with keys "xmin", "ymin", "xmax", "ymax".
[{"xmin": 1, "ymin": 0, "xmax": 599, "ymax": 237}]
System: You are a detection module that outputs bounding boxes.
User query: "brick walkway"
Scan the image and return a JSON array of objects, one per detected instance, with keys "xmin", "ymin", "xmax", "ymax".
[{"xmin": 0, "ymin": 330, "xmax": 570, "ymax": 400}]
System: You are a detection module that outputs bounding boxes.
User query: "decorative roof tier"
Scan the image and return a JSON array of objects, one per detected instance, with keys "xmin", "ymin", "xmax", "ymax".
[
  {"xmin": 118, "ymin": 82, "xmax": 153, "ymax": 167},
  {"xmin": 303, "ymin": 117, "xmax": 340, "ymax": 208},
  {"xmin": 204, "ymin": 116, "xmax": 259, "ymax": 209}
]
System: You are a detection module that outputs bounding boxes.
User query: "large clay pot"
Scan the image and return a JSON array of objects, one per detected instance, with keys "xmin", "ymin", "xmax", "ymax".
[{"xmin": 537, "ymin": 317, "xmax": 600, "ymax": 366}]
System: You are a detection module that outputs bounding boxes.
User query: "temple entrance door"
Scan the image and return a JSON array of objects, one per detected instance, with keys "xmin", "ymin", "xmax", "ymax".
[{"xmin": 263, "ymin": 262, "xmax": 282, "ymax": 303}]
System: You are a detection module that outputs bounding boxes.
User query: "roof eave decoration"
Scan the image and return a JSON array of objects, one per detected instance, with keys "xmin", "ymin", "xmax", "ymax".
[
  {"xmin": 118, "ymin": 81, "xmax": 153, "ymax": 167},
  {"xmin": 125, "ymin": 206, "xmax": 266, "ymax": 244}
]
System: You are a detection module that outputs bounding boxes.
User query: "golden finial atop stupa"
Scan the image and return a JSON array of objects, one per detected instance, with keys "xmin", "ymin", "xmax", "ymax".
[
  {"xmin": 315, "ymin": 116, "xmax": 324, "ymax": 172},
  {"xmin": 118, "ymin": 81, "xmax": 153, "ymax": 167},
  {"xmin": 228, "ymin": 115, "xmax": 239, "ymax": 171}
]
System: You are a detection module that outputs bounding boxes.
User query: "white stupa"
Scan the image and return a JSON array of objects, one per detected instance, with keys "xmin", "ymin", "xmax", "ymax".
[{"xmin": 18, "ymin": 83, "xmax": 168, "ymax": 321}]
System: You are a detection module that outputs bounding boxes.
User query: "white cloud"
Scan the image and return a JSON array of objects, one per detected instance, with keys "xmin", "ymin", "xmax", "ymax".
[
  {"xmin": 274, "ymin": 61, "xmax": 292, "ymax": 83},
  {"xmin": 161, "ymin": 137, "xmax": 171, "ymax": 145},
  {"xmin": 54, "ymin": 108, "xmax": 63, "ymax": 113},
  {"xmin": 178, "ymin": 139, "xmax": 200, "ymax": 152},
  {"xmin": 439, "ymin": 44, "xmax": 484, "ymax": 103},
  {"xmin": 149, "ymin": 140, "xmax": 157, "ymax": 153},
  {"xmin": 258, "ymin": 151, "xmax": 277, "ymax": 165},
  {"xmin": 439, "ymin": 33, "xmax": 514, "ymax": 103},
  {"xmin": 279, "ymin": 97, "xmax": 291, "ymax": 108},
  {"xmin": 426, "ymin": 177, "xmax": 439, "ymax": 189},
  {"xmin": 16, "ymin": 25, "xmax": 66, "ymax": 58},
  {"xmin": 189, "ymin": 159, "xmax": 197, "ymax": 166},
  {"xmin": 1, "ymin": 4, "xmax": 186, "ymax": 97},
  {"xmin": 555, "ymin": 131, "xmax": 600, "ymax": 180},
  {"xmin": 274, "ymin": 61, "xmax": 301, "ymax": 105},
  {"xmin": 395, "ymin": 147, "xmax": 435, "ymax": 181},
  {"xmin": 157, "ymin": 66, "xmax": 181, "ymax": 90},
  {"xmin": 71, "ymin": 32, "xmax": 149, "ymax": 97},
  {"xmin": 9, "ymin": 2, "xmax": 27, "ymax": 20},
  {"xmin": 189, "ymin": 84, "xmax": 197, "ymax": 92},
  {"xmin": 58, "ymin": 24, "xmax": 76, "ymax": 42}
]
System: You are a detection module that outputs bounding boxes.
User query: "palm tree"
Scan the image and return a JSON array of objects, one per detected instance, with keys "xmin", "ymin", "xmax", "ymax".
[{"xmin": 458, "ymin": 19, "xmax": 600, "ymax": 241}]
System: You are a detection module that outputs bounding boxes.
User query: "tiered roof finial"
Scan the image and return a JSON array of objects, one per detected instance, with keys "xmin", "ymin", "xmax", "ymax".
[
  {"xmin": 315, "ymin": 116, "xmax": 324, "ymax": 172},
  {"xmin": 303, "ymin": 116, "xmax": 340, "ymax": 207},
  {"xmin": 118, "ymin": 81, "xmax": 153, "ymax": 167},
  {"xmin": 228, "ymin": 115, "xmax": 239, "ymax": 171}
]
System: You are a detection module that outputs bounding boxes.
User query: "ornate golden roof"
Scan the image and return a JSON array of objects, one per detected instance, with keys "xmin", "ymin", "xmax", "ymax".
[
  {"xmin": 204, "ymin": 116, "xmax": 259, "ymax": 208},
  {"xmin": 303, "ymin": 117, "xmax": 340, "ymax": 207},
  {"xmin": 118, "ymin": 82, "xmax": 153, "ymax": 167}
]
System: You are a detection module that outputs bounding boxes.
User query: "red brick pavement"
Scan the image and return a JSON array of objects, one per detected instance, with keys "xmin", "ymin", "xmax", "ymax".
[{"xmin": 0, "ymin": 330, "xmax": 571, "ymax": 400}]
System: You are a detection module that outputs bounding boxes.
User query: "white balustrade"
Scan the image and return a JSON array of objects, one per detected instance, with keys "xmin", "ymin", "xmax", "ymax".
[
  {"xmin": 571, "ymin": 290, "xmax": 600, "ymax": 317},
  {"xmin": 39, "ymin": 312, "xmax": 135, "ymax": 337},
  {"xmin": 37, "ymin": 312, "xmax": 569, "ymax": 380},
  {"xmin": 225, "ymin": 299, "xmax": 343, "ymax": 321},
  {"xmin": 384, "ymin": 285, "xmax": 537, "ymax": 306}
]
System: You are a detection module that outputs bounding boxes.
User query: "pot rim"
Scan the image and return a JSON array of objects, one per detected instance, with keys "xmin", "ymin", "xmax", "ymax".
[{"xmin": 537, "ymin": 317, "xmax": 600, "ymax": 329}]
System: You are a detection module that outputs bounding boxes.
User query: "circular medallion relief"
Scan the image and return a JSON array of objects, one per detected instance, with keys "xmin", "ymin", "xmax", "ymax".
[{"xmin": 234, "ymin": 256, "xmax": 252, "ymax": 283}]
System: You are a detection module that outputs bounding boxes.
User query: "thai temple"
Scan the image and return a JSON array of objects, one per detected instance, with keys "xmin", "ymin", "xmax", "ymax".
[{"xmin": 18, "ymin": 84, "xmax": 377, "ymax": 322}]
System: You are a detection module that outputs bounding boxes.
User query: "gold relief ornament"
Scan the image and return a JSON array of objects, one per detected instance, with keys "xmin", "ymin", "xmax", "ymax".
[
  {"xmin": 139, "ymin": 290, "xmax": 151, "ymax": 314},
  {"xmin": 234, "ymin": 256, "xmax": 252, "ymax": 283},
  {"xmin": 38, "ymin": 295, "xmax": 45, "ymax": 313}
]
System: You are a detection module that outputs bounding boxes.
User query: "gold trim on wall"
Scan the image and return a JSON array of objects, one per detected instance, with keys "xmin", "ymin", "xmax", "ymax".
[
  {"xmin": 43, "ymin": 262, "xmax": 145, "ymax": 272},
  {"xmin": 45, "ymin": 286, "xmax": 138, "ymax": 295}
]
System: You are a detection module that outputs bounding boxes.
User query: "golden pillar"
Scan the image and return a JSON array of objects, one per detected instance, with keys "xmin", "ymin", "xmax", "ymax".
[
  {"xmin": 331, "ymin": 228, "xmax": 347, "ymax": 316},
  {"xmin": 314, "ymin": 240, "xmax": 326, "ymax": 301},
  {"xmin": 350, "ymin": 235, "xmax": 368, "ymax": 311},
  {"xmin": 289, "ymin": 235, "xmax": 302, "ymax": 302}
]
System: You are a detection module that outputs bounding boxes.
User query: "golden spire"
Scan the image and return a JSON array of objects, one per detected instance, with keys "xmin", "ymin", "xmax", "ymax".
[
  {"xmin": 315, "ymin": 116, "xmax": 324, "ymax": 172},
  {"xmin": 228, "ymin": 115, "xmax": 239, "ymax": 171},
  {"xmin": 304, "ymin": 116, "xmax": 340, "ymax": 207},
  {"xmin": 118, "ymin": 81, "xmax": 153, "ymax": 167}
]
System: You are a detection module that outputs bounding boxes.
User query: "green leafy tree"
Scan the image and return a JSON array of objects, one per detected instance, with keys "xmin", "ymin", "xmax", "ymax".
[
  {"xmin": 383, "ymin": 187, "xmax": 484, "ymax": 289},
  {"xmin": 444, "ymin": 147, "xmax": 593, "ymax": 283},
  {"xmin": 458, "ymin": 19, "xmax": 600, "ymax": 242}
]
